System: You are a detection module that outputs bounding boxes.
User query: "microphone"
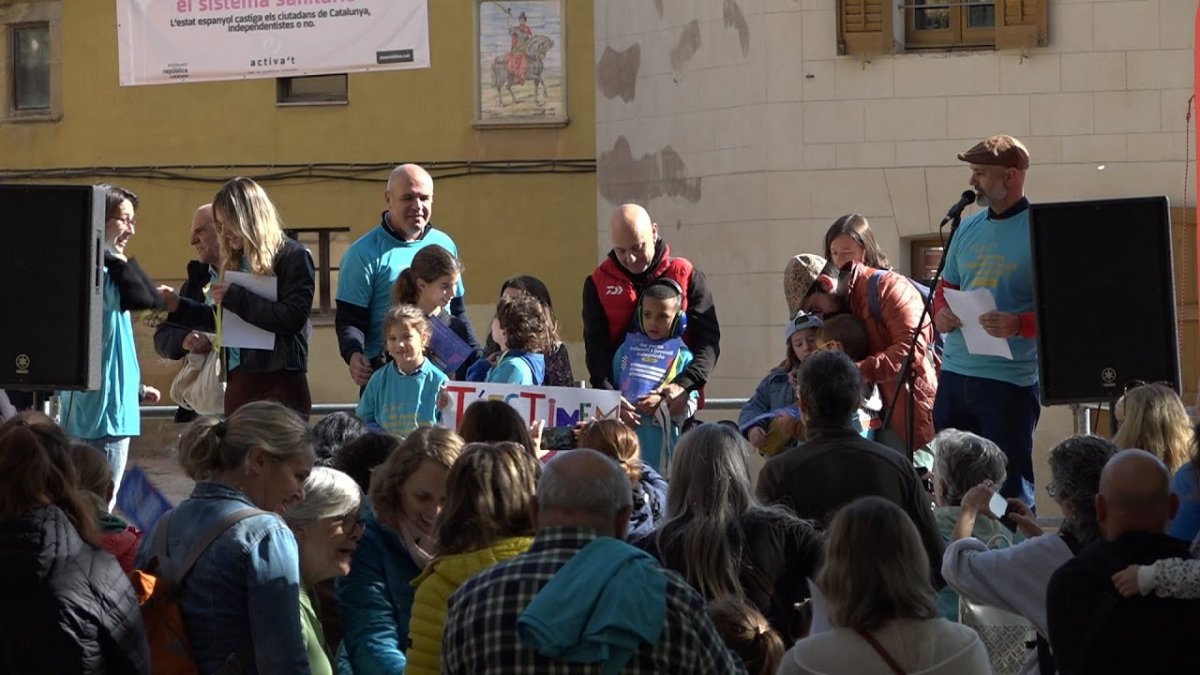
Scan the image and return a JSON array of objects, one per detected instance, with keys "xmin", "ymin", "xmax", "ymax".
[{"xmin": 945, "ymin": 190, "xmax": 978, "ymax": 221}]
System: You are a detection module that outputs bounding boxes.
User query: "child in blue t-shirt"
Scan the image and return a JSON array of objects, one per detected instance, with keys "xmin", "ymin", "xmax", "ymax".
[
  {"xmin": 357, "ymin": 305, "xmax": 448, "ymax": 436},
  {"xmin": 483, "ymin": 293, "xmax": 554, "ymax": 386},
  {"xmin": 612, "ymin": 279, "xmax": 698, "ymax": 472}
]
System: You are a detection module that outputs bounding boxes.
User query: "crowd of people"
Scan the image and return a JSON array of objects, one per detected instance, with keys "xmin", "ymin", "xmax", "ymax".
[{"xmin": 3, "ymin": 133, "xmax": 1200, "ymax": 673}]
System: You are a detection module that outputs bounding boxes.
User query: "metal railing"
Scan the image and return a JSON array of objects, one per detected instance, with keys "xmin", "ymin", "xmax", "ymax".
[{"xmin": 139, "ymin": 397, "xmax": 751, "ymax": 419}]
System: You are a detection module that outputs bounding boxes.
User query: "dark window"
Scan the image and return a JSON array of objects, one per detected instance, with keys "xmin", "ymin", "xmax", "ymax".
[
  {"xmin": 276, "ymin": 74, "xmax": 348, "ymax": 105},
  {"xmin": 11, "ymin": 24, "xmax": 50, "ymax": 111}
]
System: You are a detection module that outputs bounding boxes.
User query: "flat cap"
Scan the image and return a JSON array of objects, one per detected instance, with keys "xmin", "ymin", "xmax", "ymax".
[{"xmin": 957, "ymin": 135, "xmax": 1030, "ymax": 170}]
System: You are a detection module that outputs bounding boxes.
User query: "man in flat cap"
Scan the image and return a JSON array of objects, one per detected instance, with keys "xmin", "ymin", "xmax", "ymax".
[{"xmin": 931, "ymin": 134, "xmax": 1041, "ymax": 508}]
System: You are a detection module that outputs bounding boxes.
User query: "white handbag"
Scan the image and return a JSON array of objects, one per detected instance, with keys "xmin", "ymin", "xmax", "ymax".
[
  {"xmin": 169, "ymin": 341, "xmax": 225, "ymax": 416},
  {"xmin": 958, "ymin": 532, "xmax": 1036, "ymax": 675}
]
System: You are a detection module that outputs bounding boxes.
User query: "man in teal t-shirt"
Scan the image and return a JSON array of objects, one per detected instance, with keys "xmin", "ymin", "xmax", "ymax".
[
  {"xmin": 335, "ymin": 164, "xmax": 467, "ymax": 391},
  {"xmin": 932, "ymin": 135, "xmax": 1041, "ymax": 508}
]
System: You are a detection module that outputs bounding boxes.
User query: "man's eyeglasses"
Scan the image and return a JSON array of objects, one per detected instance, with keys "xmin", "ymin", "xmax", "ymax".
[
  {"xmin": 109, "ymin": 215, "xmax": 137, "ymax": 227},
  {"xmin": 1123, "ymin": 379, "xmax": 1174, "ymax": 394}
]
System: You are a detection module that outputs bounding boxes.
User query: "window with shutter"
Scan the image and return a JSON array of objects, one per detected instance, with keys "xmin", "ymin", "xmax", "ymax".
[
  {"xmin": 847, "ymin": 0, "xmax": 1048, "ymax": 51},
  {"xmin": 995, "ymin": 0, "xmax": 1048, "ymax": 49},
  {"xmin": 837, "ymin": 0, "xmax": 897, "ymax": 56}
]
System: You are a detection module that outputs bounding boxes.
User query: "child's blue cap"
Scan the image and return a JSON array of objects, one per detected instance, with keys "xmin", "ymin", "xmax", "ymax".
[{"xmin": 785, "ymin": 310, "xmax": 822, "ymax": 341}]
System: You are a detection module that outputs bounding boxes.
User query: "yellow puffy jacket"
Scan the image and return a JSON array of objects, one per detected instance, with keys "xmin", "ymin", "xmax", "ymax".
[{"xmin": 405, "ymin": 535, "xmax": 534, "ymax": 674}]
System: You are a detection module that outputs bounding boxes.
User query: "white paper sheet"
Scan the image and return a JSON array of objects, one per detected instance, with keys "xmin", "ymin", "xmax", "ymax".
[
  {"xmin": 943, "ymin": 287, "xmax": 1014, "ymax": 359},
  {"xmin": 220, "ymin": 271, "xmax": 277, "ymax": 350}
]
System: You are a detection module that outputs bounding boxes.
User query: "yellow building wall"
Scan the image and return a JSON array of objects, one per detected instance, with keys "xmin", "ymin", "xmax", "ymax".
[{"xmin": 0, "ymin": 1, "xmax": 597, "ymax": 405}]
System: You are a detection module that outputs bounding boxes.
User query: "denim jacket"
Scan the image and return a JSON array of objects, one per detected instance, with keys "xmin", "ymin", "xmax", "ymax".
[
  {"xmin": 335, "ymin": 504, "xmax": 421, "ymax": 675},
  {"xmin": 737, "ymin": 368, "xmax": 795, "ymax": 433},
  {"xmin": 135, "ymin": 481, "xmax": 309, "ymax": 675}
]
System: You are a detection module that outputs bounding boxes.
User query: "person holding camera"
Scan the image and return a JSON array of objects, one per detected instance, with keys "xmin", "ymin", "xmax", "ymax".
[{"xmin": 942, "ymin": 435, "xmax": 1117, "ymax": 675}]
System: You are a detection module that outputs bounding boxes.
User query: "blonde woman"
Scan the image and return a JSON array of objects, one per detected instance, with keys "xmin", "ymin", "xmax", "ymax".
[
  {"xmin": 407, "ymin": 442, "xmax": 540, "ymax": 674},
  {"xmin": 1113, "ymin": 383, "xmax": 1192, "ymax": 474},
  {"xmin": 163, "ymin": 177, "xmax": 315, "ymax": 417},
  {"xmin": 781, "ymin": 497, "xmax": 990, "ymax": 674},
  {"xmin": 135, "ymin": 401, "xmax": 316, "ymax": 674}
]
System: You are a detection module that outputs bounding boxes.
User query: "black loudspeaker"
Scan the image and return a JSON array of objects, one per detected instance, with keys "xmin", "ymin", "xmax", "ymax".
[
  {"xmin": 1030, "ymin": 196, "xmax": 1179, "ymax": 404},
  {"xmin": 0, "ymin": 184, "xmax": 105, "ymax": 391}
]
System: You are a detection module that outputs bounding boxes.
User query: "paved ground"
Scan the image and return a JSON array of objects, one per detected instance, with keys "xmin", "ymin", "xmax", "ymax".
[{"xmin": 126, "ymin": 419, "xmax": 196, "ymax": 506}]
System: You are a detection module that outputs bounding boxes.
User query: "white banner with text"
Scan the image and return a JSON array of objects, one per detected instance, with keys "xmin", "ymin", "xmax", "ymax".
[
  {"xmin": 116, "ymin": 0, "xmax": 430, "ymax": 86},
  {"xmin": 441, "ymin": 381, "xmax": 622, "ymax": 432}
]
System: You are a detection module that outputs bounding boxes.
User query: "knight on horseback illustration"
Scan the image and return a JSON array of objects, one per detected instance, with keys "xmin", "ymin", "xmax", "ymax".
[
  {"xmin": 490, "ymin": 6, "xmax": 554, "ymax": 106},
  {"xmin": 505, "ymin": 11, "xmax": 534, "ymax": 85}
]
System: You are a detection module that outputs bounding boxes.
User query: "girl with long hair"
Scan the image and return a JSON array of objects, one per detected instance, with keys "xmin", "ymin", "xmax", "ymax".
[
  {"xmin": 390, "ymin": 244, "xmax": 483, "ymax": 379},
  {"xmin": 646, "ymin": 423, "xmax": 822, "ymax": 645},
  {"xmin": 407, "ymin": 442, "xmax": 540, "ymax": 674}
]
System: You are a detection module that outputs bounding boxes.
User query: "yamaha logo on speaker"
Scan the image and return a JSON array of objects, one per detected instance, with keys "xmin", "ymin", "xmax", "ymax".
[
  {"xmin": 1100, "ymin": 367, "xmax": 1117, "ymax": 387},
  {"xmin": 14, "ymin": 354, "xmax": 30, "ymax": 374}
]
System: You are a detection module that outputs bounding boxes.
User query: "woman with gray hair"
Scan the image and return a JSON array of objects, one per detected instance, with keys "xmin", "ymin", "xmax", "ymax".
[
  {"xmin": 942, "ymin": 435, "xmax": 1119, "ymax": 675},
  {"xmin": 644, "ymin": 423, "xmax": 823, "ymax": 645},
  {"xmin": 931, "ymin": 429, "xmax": 1013, "ymax": 620},
  {"xmin": 282, "ymin": 466, "xmax": 364, "ymax": 675}
]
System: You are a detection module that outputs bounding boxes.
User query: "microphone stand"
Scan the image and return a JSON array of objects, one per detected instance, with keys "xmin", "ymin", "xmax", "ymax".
[{"xmin": 880, "ymin": 209, "xmax": 964, "ymax": 462}]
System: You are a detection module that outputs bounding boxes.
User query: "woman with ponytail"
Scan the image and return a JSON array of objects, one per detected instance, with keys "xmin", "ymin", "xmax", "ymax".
[
  {"xmin": 135, "ymin": 401, "xmax": 316, "ymax": 674},
  {"xmin": 707, "ymin": 596, "xmax": 786, "ymax": 675},
  {"xmin": 0, "ymin": 413, "xmax": 149, "ymax": 674},
  {"xmin": 390, "ymin": 244, "xmax": 483, "ymax": 379}
]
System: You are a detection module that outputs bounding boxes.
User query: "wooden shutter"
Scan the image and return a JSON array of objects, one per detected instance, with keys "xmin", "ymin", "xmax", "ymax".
[
  {"xmin": 995, "ymin": 0, "xmax": 1048, "ymax": 49},
  {"xmin": 838, "ymin": 0, "xmax": 896, "ymax": 55}
]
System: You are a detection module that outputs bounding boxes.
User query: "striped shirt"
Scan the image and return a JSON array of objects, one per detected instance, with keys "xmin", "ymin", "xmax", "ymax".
[{"xmin": 442, "ymin": 527, "xmax": 746, "ymax": 675}]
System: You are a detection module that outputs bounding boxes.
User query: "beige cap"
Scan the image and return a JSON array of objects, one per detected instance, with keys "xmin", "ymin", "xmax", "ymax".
[{"xmin": 784, "ymin": 254, "xmax": 828, "ymax": 316}]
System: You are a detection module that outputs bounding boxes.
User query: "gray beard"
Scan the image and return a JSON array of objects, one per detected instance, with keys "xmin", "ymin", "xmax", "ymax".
[{"xmin": 976, "ymin": 187, "xmax": 1006, "ymax": 209}]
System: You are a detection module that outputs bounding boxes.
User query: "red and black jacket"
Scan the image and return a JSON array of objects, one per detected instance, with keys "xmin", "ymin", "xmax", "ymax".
[{"xmin": 582, "ymin": 240, "xmax": 721, "ymax": 392}]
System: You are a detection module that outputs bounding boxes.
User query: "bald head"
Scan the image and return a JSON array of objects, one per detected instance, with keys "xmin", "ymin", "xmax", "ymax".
[
  {"xmin": 387, "ymin": 163, "xmax": 432, "ymax": 191},
  {"xmin": 1096, "ymin": 449, "xmax": 1178, "ymax": 540},
  {"xmin": 384, "ymin": 164, "xmax": 434, "ymax": 240},
  {"xmin": 608, "ymin": 204, "xmax": 659, "ymax": 274},
  {"xmin": 534, "ymin": 448, "xmax": 633, "ymax": 536},
  {"xmin": 190, "ymin": 203, "xmax": 219, "ymax": 266}
]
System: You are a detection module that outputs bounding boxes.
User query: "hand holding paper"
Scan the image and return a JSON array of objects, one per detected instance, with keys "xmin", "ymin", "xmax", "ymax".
[
  {"xmin": 942, "ymin": 288, "xmax": 1013, "ymax": 359},
  {"xmin": 220, "ymin": 271, "xmax": 277, "ymax": 350}
]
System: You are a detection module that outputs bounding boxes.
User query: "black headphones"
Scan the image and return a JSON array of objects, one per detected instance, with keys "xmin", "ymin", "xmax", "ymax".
[{"xmin": 635, "ymin": 277, "xmax": 687, "ymax": 338}]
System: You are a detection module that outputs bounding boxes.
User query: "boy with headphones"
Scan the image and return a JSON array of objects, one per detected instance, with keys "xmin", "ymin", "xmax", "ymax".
[{"xmin": 613, "ymin": 278, "xmax": 698, "ymax": 471}]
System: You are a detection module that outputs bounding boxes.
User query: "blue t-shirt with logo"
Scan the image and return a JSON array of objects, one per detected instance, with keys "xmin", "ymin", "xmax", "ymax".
[
  {"xmin": 336, "ymin": 216, "xmax": 464, "ymax": 359},
  {"xmin": 941, "ymin": 204, "xmax": 1038, "ymax": 386},
  {"xmin": 59, "ymin": 269, "xmax": 140, "ymax": 439},
  {"xmin": 355, "ymin": 358, "xmax": 447, "ymax": 436}
]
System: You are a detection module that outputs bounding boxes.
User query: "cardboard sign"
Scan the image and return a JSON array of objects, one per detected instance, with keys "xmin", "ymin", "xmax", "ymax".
[
  {"xmin": 115, "ymin": 464, "xmax": 173, "ymax": 533},
  {"xmin": 440, "ymin": 381, "xmax": 622, "ymax": 431}
]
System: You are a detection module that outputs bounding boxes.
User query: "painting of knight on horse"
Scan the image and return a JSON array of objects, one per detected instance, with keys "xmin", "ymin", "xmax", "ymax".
[{"xmin": 477, "ymin": 1, "xmax": 565, "ymax": 123}]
